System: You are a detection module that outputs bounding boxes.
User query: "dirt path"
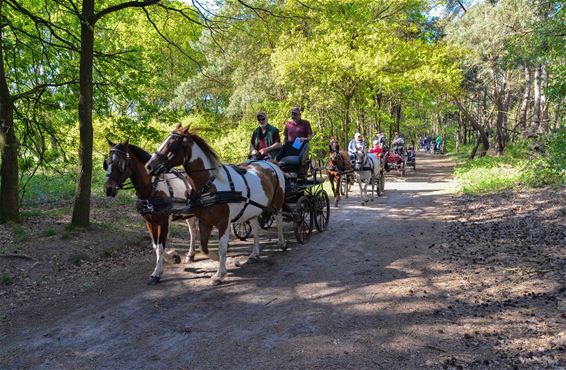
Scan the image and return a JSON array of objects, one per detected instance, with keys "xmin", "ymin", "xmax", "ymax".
[{"xmin": 1, "ymin": 153, "xmax": 564, "ymax": 369}]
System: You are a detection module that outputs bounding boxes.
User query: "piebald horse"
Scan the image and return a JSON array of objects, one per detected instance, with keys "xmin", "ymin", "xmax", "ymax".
[
  {"xmin": 352, "ymin": 147, "xmax": 380, "ymax": 205},
  {"xmin": 327, "ymin": 139, "xmax": 352, "ymax": 207},
  {"xmin": 145, "ymin": 125, "xmax": 286, "ymax": 284},
  {"xmin": 104, "ymin": 140, "xmax": 199, "ymax": 285}
]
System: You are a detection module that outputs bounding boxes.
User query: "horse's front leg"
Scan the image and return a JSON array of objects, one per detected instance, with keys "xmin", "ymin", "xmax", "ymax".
[
  {"xmin": 185, "ymin": 217, "xmax": 198, "ymax": 263},
  {"xmin": 146, "ymin": 219, "xmax": 168, "ymax": 285},
  {"xmin": 331, "ymin": 174, "xmax": 340, "ymax": 207},
  {"xmin": 211, "ymin": 221, "xmax": 229, "ymax": 285},
  {"xmin": 356, "ymin": 175, "xmax": 366, "ymax": 205},
  {"xmin": 248, "ymin": 218, "xmax": 261, "ymax": 260}
]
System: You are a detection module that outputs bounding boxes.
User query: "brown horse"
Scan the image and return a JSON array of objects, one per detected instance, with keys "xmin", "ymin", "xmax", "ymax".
[
  {"xmin": 327, "ymin": 139, "xmax": 352, "ymax": 207},
  {"xmin": 104, "ymin": 140, "xmax": 199, "ymax": 285},
  {"xmin": 145, "ymin": 124, "xmax": 286, "ymax": 285}
]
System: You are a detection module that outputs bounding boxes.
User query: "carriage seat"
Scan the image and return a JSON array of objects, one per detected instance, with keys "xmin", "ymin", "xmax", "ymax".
[{"xmin": 277, "ymin": 141, "xmax": 309, "ymax": 175}]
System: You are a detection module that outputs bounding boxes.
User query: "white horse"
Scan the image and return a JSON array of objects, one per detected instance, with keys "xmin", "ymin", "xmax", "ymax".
[
  {"xmin": 352, "ymin": 147, "xmax": 380, "ymax": 205},
  {"xmin": 145, "ymin": 124, "xmax": 286, "ymax": 285}
]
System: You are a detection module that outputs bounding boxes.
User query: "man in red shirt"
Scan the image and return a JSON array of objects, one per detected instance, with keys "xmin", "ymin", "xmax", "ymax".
[{"xmin": 283, "ymin": 107, "xmax": 313, "ymax": 144}]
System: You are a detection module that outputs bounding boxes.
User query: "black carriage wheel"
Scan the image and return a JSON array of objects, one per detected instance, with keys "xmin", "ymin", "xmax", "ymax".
[
  {"xmin": 314, "ymin": 190, "xmax": 330, "ymax": 232},
  {"xmin": 232, "ymin": 221, "xmax": 252, "ymax": 241},
  {"xmin": 258, "ymin": 212, "xmax": 274, "ymax": 230},
  {"xmin": 294, "ymin": 196, "xmax": 313, "ymax": 244}
]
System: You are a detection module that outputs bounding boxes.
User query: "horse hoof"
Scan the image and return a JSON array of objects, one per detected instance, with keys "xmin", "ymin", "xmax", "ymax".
[
  {"xmin": 172, "ymin": 255, "xmax": 181, "ymax": 264},
  {"xmin": 212, "ymin": 279, "xmax": 222, "ymax": 286},
  {"xmin": 186, "ymin": 255, "xmax": 195, "ymax": 263},
  {"xmin": 147, "ymin": 276, "xmax": 161, "ymax": 285}
]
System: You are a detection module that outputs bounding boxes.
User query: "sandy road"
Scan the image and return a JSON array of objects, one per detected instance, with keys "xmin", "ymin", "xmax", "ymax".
[{"xmin": 1, "ymin": 153, "xmax": 458, "ymax": 369}]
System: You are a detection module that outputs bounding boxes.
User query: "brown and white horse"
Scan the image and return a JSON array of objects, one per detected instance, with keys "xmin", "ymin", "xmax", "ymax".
[
  {"xmin": 145, "ymin": 125, "xmax": 286, "ymax": 284},
  {"xmin": 327, "ymin": 139, "xmax": 352, "ymax": 207},
  {"xmin": 104, "ymin": 140, "xmax": 199, "ymax": 285}
]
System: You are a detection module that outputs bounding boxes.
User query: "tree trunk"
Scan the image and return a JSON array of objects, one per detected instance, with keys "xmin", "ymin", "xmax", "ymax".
[
  {"xmin": 519, "ymin": 65, "xmax": 531, "ymax": 137},
  {"xmin": 343, "ymin": 95, "xmax": 351, "ymax": 150},
  {"xmin": 469, "ymin": 130, "xmax": 480, "ymax": 160},
  {"xmin": 455, "ymin": 97, "xmax": 489, "ymax": 157},
  {"xmin": 0, "ymin": 8, "xmax": 20, "ymax": 224},
  {"xmin": 374, "ymin": 92, "xmax": 382, "ymax": 133},
  {"xmin": 71, "ymin": 0, "xmax": 95, "ymax": 227},
  {"xmin": 531, "ymin": 65, "xmax": 542, "ymax": 134},
  {"xmin": 539, "ymin": 65, "xmax": 548, "ymax": 133}
]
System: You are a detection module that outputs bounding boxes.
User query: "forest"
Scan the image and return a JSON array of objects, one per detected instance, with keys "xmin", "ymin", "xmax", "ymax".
[{"xmin": 0, "ymin": 0, "xmax": 564, "ymax": 225}]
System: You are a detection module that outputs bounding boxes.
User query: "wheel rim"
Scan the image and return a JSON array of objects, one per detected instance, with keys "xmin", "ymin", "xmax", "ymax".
[
  {"xmin": 294, "ymin": 196, "xmax": 313, "ymax": 244},
  {"xmin": 314, "ymin": 190, "xmax": 330, "ymax": 232},
  {"xmin": 233, "ymin": 222, "xmax": 252, "ymax": 240}
]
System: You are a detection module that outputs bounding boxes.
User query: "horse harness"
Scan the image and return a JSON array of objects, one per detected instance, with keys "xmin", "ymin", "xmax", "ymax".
[{"xmin": 190, "ymin": 163, "xmax": 280, "ymax": 223}]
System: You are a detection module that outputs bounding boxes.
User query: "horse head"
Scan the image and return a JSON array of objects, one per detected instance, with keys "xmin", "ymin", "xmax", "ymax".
[
  {"xmin": 104, "ymin": 139, "xmax": 132, "ymax": 197},
  {"xmin": 353, "ymin": 147, "xmax": 367, "ymax": 171},
  {"xmin": 146, "ymin": 123, "xmax": 220, "ymax": 177}
]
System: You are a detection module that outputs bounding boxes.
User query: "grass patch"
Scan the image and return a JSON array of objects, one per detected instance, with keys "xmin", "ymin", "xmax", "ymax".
[
  {"xmin": 0, "ymin": 272, "xmax": 13, "ymax": 285},
  {"xmin": 41, "ymin": 228, "xmax": 57, "ymax": 237},
  {"xmin": 453, "ymin": 130, "xmax": 565, "ymax": 195},
  {"xmin": 10, "ymin": 223, "xmax": 30, "ymax": 243}
]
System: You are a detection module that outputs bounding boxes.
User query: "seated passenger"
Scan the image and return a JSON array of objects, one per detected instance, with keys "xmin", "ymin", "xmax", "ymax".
[
  {"xmin": 368, "ymin": 139, "xmax": 384, "ymax": 159},
  {"xmin": 348, "ymin": 132, "xmax": 366, "ymax": 160},
  {"xmin": 250, "ymin": 111, "xmax": 281, "ymax": 160}
]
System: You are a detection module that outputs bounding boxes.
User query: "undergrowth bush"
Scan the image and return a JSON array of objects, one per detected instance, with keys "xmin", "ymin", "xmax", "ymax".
[{"xmin": 453, "ymin": 129, "xmax": 565, "ymax": 194}]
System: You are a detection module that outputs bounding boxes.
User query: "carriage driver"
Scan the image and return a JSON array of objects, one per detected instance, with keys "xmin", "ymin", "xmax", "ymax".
[
  {"xmin": 250, "ymin": 111, "xmax": 282, "ymax": 160},
  {"xmin": 348, "ymin": 132, "xmax": 366, "ymax": 160},
  {"xmin": 283, "ymin": 106, "xmax": 313, "ymax": 144}
]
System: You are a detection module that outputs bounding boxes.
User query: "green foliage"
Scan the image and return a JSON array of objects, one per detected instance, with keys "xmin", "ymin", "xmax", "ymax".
[
  {"xmin": 0, "ymin": 273, "xmax": 13, "ymax": 286},
  {"xmin": 454, "ymin": 130, "xmax": 566, "ymax": 194}
]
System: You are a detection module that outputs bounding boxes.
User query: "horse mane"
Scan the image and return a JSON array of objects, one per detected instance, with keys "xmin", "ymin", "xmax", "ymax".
[
  {"xmin": 126, "ymin": 143, "xmax": 151, "ymax": 163},
  {"xmin": 189, "ymin": 132, "xmax": 221, "ymax": 167}
]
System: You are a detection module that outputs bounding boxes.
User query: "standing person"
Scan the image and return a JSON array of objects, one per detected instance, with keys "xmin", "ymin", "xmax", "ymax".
[
  {"xmin": 250, "ymin": 111, "xmax": 281, "ymax": 160},
  {"xmin": 435, "ymin": 134, "xmax": 443, "ymax": 152},
  {"xmin": 283, "ymin": 106, "xmax": 313, "ymax": 144}
]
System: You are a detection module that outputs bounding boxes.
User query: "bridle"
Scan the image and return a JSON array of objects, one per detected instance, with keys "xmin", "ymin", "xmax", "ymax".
[
  {"xmin": 105, "ymin": 146, "xmax": 135, "ymax": 190},
  {"xmin": 151, "ymin": 132, "xmax": 217, "ymax": 175}
]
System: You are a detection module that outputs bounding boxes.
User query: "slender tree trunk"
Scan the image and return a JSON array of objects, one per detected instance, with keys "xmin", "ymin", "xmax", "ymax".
[
  {"xmin": 531, "ymin": 65, "xmax": 542, "ymax": 134},
  {"xmin": 71, "ymin": 0, "xmax": 95, "ymax": 227},
  {"xmin": 0, "ymin": 8, "xmax": 20, "ymax": 223},
  {"xmin": 519, "ymin": 65, "xmax": 531, "ymax": 137},
  {"xmin": 455, "ymin": 97, "xmax": 489, "ymax": 157},
  {"xmin": 344, "ymin": 95, "xmax": 352, "ymax": 150},
  {"xmin": 539, "ymin": 65, "xmax": 549, "ymax": 133},
  {"xmin": 374, "ymin": 92, "xmax": 382, "ymax": 133},
  {"xmin": 469, "ymin": 130, "xmax": 480, "ymax": 160}
]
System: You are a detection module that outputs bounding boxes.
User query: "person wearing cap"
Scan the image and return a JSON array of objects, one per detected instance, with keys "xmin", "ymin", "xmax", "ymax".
[
  {"xmin": 283, "ymin": 107, "xmax": 313, "ymax": 144},
  {"xmin": 250, "ymin": 111, "xmax": 281, "ymax": 160},
  {"xmin": 348, "ymin": 132, "xmax": 366, "ymax": 160}
]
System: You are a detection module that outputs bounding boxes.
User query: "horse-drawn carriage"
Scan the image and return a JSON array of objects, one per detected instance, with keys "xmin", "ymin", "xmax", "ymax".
[
  {"xmin": 232, "ymin": 140, "xmax": 330, "ymax": 244},
  {"xmin": 385, "ymin": 143, "xmax": 407, "ymax": 176},
  {"xmin": 104, "ymin": 125, "xmax": 331, "ymax": 285}
]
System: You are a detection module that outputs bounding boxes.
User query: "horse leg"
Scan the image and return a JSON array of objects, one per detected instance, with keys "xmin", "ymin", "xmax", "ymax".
[
  {"xmin": 147, "ymin": 219, "xmax": 168, "ymax": 285},
  {"xmin": 331, "ymin": 174, "xmax": 340, "ymax": 207},
  {"xmin": 198, "ymin": 219, "xmax": 211, "ymax": 257},
  {"xmin": 185, "ymin": 217, "xmax": 198, "ymax": 263},
  {"xmin": 356, "ymin": 174, "xmax": 366, "ymax": 206},
  {"xmin": 275, "ymin": 212, "xmax": 286, "ymax": 249},
  {"xmin": 248, "ymin": 218, "xmax": 261, "ymax": 261},
  {"xmin": 211, "ymin": 222, "xmax": 230, "ymax": 285}
]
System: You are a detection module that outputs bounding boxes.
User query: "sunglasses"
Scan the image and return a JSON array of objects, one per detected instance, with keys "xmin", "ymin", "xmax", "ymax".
[{"xmin": 257, "ymin": 118, "xmax": 266, "ymax": 121}]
